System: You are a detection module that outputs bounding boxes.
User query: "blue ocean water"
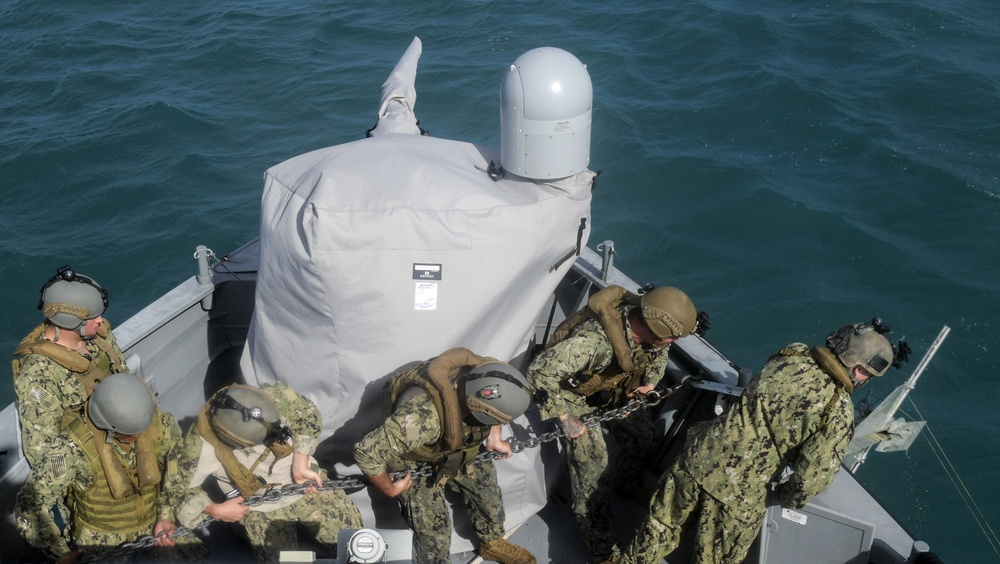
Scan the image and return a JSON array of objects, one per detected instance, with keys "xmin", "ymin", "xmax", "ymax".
[{"xmin": 1, "ymin": 1, "xmax": 997, "ymax": 561}]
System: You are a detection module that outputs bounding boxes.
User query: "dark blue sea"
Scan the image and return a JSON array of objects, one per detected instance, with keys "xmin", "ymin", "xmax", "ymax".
[{"xmin": 1, "ymin": 1, "xmax": 997, "ymax": 561}]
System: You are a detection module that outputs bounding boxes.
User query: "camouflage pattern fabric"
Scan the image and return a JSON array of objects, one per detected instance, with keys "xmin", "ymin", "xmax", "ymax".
[
  {"xmin": 398, "ymin": 461, "xmax": 506, "ymax": 563},
  {"xmin": 606, "ymin": 405, "xmax": 659, "ymax": 491},
  {"xmin": 14, "ymin": 409, "xmax": 183, "ymax": 562},
  {"xmin": 355, "ymin": 388, "xmax": 506, "ymax": 563},
  {"xmin": 13, "ymin": 328, "xmax": 129, "ymax": 468},
  {"xmin": 163, "ymin": 382, "xmax": 359, "ymax": 562},
  {"xmin": 622, "ymin": 342, "xmax": 855, "ymax": 564},
  {"xmin": 527, "ymin": 312, "xmax": 669, "ymax": 560},
  {"xmin": 619, "ymin": 465, "xmax": 761, "ymax": 564},
  {"xmin": 559, "ymin": 400, "xmax": 617, "ymax": 559},
  {"xmin": 258, "ymin": 380, "xmax": 323, "ymax": 455},
  {"xmin": 71, "ymin": 523, "xmax": 208, "ymax": 563},
  {"xmin": 241, "ymin": 474, "xmax": 363, "ymax": 563},
  {"xmin": 165, "ymin": 381, "xmax": 324, "ymax": 523},
  {"xmin": 529, "ymin": 314, "xmax": 668, "ymax": 422},
  {"xmin": 354, "ymin": 387, "xmax": 441, "ymax": 477}
]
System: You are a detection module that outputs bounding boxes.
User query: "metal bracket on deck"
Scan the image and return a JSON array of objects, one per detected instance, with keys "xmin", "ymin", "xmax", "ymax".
[
  {"xmin": 685, "ymin": 378, "xmax": 744, "ymax": 397},
  {"xmin": 597, "ymin": 240, "xmax": 615, "ymax": 282},
  {"xmin": 194, "ymin": 245, "xmax": 215, "ymax": 310}
]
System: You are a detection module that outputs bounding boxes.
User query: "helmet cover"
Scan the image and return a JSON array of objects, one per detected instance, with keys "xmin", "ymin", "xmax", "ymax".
[
  {"xmin": 460, "ymin": 363, "xmax": 531, "ymax": 426},
  {"xmin": 209, "ymin": 385, "xmax": 289, "ymax": 448},
  {"xmin": 39, "ymin": 265, "xmax": 108, "ymax": 330},
  {"xmin": 639, "ymin": 286, "xmax": 697, "ymax": 340},
  {"xmin": 88, "ymin": 373, "xmax": 155, "ymax": 436},
  {"xmin": 826, "ymin": 322, "xmax": 894, "ymax": 377}
]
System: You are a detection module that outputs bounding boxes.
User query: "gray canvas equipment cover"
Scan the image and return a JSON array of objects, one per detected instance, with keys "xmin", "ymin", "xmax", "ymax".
[{"xmin": 240, "ymin": 37, "xmax": 594, "ymax": 551}]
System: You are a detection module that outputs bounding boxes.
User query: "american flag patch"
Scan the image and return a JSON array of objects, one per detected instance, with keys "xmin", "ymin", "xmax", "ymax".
[
  {"xmin": 868, "ymin": 354, "xmax": 889, "ymax": 373},
  {"xmin": 49, "ymin": 454, "xmax": 68, "ymax": 479}
]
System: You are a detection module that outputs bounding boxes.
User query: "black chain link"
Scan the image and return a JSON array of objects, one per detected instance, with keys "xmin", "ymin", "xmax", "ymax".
[
  {"xmin": 486, "ymin": 387, "xmax": 671, "ymax": 460},
  {"xmin": 81, "ymin": 388, "xmax": 674, "ymax": 562}
]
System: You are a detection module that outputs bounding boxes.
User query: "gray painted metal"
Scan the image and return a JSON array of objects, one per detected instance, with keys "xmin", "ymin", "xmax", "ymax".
[{"xmin": 0, "ymin": 240, "xmax": 929, "ymax": 564}]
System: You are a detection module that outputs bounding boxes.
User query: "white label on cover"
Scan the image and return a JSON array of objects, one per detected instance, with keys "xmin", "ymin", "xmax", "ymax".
[
  {"xmin": 413, "ymin": 263, "xmax": 442, "ymax": 280},
  {"xmin": 415, "ymin": 282, "xmax": 438, "ymax": 311},
  {"xmin": 781, "ymin": 508, "xmax": 808, "ymax": 525}
]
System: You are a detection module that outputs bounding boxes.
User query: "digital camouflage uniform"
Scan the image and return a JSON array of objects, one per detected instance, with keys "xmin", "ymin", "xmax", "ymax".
[
  {"xmin": 355, "ymin": 388, "xmax": 507, "ymax": 564},
  {"xmin": 164, "ymin": 382, "xmax": 362, "ymax": 564},
  {"xmin": 14, "ymin": 409, "xmax": 193, "ymax": 563},
  {"xmin": 528, "ymin": 312, "xmax": 669, "ymax": 561},
  {"xmin": 622, "ymin": 342, "xmax": 855, "ymax": 564},
  {"xmin": 12, "ymin": 321, "xmax": 129, "ymax": 468}
]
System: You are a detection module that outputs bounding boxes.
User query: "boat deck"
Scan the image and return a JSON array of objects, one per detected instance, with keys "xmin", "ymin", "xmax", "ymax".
[{"xmin": 0, "ymin": 240, "xmax": 927, "ymax": 564}]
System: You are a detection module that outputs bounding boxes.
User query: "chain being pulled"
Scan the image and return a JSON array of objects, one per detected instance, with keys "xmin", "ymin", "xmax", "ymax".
[
  {"xmin": 82, "ymin": 387, "xmax": 674, "ymax": 562},
  {"xmin": 477, "ymin": 387, "xmax": 672, "ymax": 462},
  {"xmin": 80, "ymin": 477, "xmax": 370, "ymax": 562}
]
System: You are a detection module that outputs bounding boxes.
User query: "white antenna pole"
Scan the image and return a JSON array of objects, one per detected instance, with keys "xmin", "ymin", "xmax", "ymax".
[
  {"xmin": 884, "ymin": 325, "xmax": 951, "ymax": 418},
  {"xmin": 846, "ymin": 325, "xmax": 951, "ymax": 472}
]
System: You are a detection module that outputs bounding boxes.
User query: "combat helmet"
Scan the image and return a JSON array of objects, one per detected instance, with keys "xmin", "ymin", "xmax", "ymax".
[
  {"xmin": 640, "ymin": 286, "xmax": 697, "ymax": 340},
  {"xmin": 38, "ymin": 265, "xmax": 109, "ymax": 334},
  {"xmin": 89, "ymin": 373, "xmax": 155, "ymax": 437},
  {"xmin": 460, "ymin": 363, "xmax": 532, "ymax": 426},
  {"xmin": 826, "ymin": 322, "xmax": 894, "ymax": 377},
  {"xmin": 208, "ymin": 385, "xmax": 291, "ymax": 448}
]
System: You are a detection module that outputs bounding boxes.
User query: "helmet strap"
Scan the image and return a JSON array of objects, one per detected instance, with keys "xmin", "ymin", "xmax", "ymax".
[
  {"xmin": 210, "ymin": 392, "xmax": 292, "ymax": 446},
  {"xmin": 459, "ymin": 369, "xmax": 530, "ymax": 392},
  {"xmin": 52, "ymin": 325, "xmax": 61, "ymax": 343},
  {"xmin": 465, "ymin": 395, "xmax": 511, "ymax": 426},
  {"xmin": 103, "ymin": 428, "xmax": 116, "ymax": 445}
]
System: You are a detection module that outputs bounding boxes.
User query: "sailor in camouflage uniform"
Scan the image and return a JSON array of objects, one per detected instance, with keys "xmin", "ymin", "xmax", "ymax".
[
  {"xmin": 163, "ymin": 382, "xmax": 363, "ymax": 564},
  {"xmin": 15, "ymin": 373, "xmax": 195, "ymax": 563},
  {"xmin": 621, "ymin": 321, "xmax": 896, "ymax": 564},
  {"xmin": 527, "ymin": 285, "xmax": 698, "ymax": 564},
  {"xmin": 13, "ymin": 266, "xmax": 130, "ymax": 469},
  {"xmin": 354, "ymin": 348, "xmax": 535, "ymax": 564}
]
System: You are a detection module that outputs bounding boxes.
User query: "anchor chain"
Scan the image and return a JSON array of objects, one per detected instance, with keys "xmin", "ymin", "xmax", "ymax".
[
  {"xmin": 81, "ymin": 387, "xmax": 676, "ymax": 562},
  {"xmin": 481, "ymin": 386, "xmax": 671, "ymax": 460}
]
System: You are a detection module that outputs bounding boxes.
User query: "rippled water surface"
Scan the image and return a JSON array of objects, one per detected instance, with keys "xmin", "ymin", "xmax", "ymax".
[{"xmin": 2, "ymin": 1, "xmax": 998, "ymax": 561}]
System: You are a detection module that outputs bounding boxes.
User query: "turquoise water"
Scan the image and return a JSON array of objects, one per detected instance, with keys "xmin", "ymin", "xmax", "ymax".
[{"xmin": 1, "ymin": 1, "xmax": 997, "ymax": 561}]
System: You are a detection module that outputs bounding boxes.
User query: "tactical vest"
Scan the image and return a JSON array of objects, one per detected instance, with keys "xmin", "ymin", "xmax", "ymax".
[
  {"xmin": 545, "ymin": 285, "xmax": 657, "ymax": 400},
  {"xmin": 194, "ymin": 403, "xmax": 294, "ymax": 499},
  {"xmin": 12, "ymin": 321, "xmax": 120, "ymax": 403},
  {"xmin": 382, "ymin": 348, "xmax": 493, "ymax": 482},
  {"xmin": 775, "ymin": 344, "xmax": 854, "ymax": 430},
  {"xmin": 65, "ymin": 410, "xmax": 163, "ymax": 534}
]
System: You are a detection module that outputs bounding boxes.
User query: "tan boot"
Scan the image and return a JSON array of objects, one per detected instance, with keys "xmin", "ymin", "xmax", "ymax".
[{"xmin": 478, "ymin": 538, "xmax": 537, "ymax": 564}]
